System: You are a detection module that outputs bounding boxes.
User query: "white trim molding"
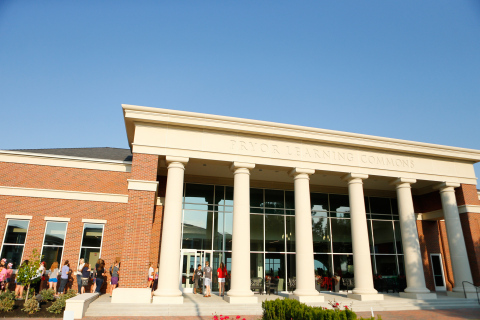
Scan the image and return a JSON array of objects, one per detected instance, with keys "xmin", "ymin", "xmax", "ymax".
[
  {"xmin": 127, "ymin": 179, "xmax": 159, "ymax": 192},
  {"xmin": 5, "ymin": 214, "xmax": 32, "ymax": 220},
  {"xmin": 82, "ymin": 219, "xmax": 107, "ymax": 224},
  {"xmin": 0, "ymin": 150, "xmax": 132, "ymax": 172},
  {"xmin": 156, "ymin": 197, "xmax": 165, "ymax": 206},
  {"xmin": 458, "ymin": 205, "xmax": 480, "ymax": 214},
  {"xmin": 0, "ymin": 186, "xmax": 128, "ymax": 203},
  {"xmin": 44, "ymin": 217, "xmax": 71, "ymax": 222}
]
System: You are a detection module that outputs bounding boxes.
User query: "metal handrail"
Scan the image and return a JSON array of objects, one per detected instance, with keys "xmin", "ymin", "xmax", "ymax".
[{"xmin": 462, "ymin": 281, "xmax": 480, "ymax": 304}]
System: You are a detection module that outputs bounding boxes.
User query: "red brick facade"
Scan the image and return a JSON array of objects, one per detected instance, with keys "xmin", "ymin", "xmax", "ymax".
[
  {"xmin": 414, "ymin": 184, "xmax": 480, "ymax": 290},
  {"xmin": 120, "ymin": 153, "xmax": 159, "ymax": 288},
  {"xmin": 0, "ymin": 151, "xmax": 479, "ymax": 294}
]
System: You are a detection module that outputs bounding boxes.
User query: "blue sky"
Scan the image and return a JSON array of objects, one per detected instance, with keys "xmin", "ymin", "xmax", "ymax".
[{"xmin": 1, "ymin": 1, "xmax": 479, "ymax": 185}]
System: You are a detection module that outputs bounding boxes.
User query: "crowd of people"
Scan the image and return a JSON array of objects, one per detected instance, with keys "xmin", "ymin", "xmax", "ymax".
[
  {"xmin": 0, "ymin": 257, "xmax": 121, "ymax": 298},
  {"xmin": 0, "ymin": 256, "xmax": 231, "ymax": 298}
]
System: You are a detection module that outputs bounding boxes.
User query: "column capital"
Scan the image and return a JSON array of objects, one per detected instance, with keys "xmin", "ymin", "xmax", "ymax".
[
  {"xmin": 342, "ymin": 173, "xmax": 368, "ymax": 182},
  {"xmin": 288, "ymin": 168, "xmax": 315, "ymax": 177},
  {"xmin": 391, "ymin": 178, "xmax": 417, "ymax": 186},
  {"xmin": 165, "ymin": 156, "xmax": 189, "ymax": 165},
  {"xmin": 230, "ymin": 162, "xmax": 255, "ymax": 171},
  {"xmin": 434, "ymin": 182, "xmax": 460, "ymax": 191}
]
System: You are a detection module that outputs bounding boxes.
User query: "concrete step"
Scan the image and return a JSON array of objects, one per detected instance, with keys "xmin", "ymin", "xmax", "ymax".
[{"xmin": 84, "ymin": 293, "xmax": 480, "ymax": 317}]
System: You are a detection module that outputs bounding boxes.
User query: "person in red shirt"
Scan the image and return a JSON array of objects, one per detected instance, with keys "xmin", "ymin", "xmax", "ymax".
[{"xmin": 217, "ymin": 262, "xmax": 227, "ymax": 297}]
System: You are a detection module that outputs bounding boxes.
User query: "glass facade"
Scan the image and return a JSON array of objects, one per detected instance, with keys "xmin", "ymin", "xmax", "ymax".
[
  {"xmin": 79, "ymin": 223, "xmax": 104, "ymax": 266},
  {"xmin": 0, "ymin": 219, "xmax": 30, "ymax": 268},
  {"xmin": 180, "ymin": 183, "xmax": 404, "ymax": 292},
  {"xmin": 41, "ymin": 221, "xmax": 68, "ymax": 268}
]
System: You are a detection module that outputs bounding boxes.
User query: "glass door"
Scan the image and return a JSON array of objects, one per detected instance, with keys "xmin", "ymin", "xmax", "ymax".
[
  {"xmin": 430, "ymin": 254, "xmax": 446, "ymax": 291},
  {"xmin": 180, "ymin": 249, "xmax": 198, "ymax": 293},
  {"xmin": 179, "ymin": 250, "xmax": 213, "ymax": 293}
]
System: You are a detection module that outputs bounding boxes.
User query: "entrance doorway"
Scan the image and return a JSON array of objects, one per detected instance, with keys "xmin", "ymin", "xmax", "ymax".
[
  {"xmin": 430, "ymin": 253, "xmax": 446, "ymax": 291},
  {"xmin": 179, "ymin": 250, "xmax": 212, "ymax": 293}
]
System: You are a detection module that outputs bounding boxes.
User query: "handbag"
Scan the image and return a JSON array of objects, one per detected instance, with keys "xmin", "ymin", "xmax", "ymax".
[{"xmin": 81, "ymin": 278, "xmax": 89, "ymax": 286}]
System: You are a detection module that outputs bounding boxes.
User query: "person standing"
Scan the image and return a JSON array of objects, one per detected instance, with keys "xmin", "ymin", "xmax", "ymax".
[
  {"xmin": 217, "ymin": 262, "xmax": 227, "ymax": 297},
  {"xmin": 58, "ymin": 260, "xmax": 71, "ymax": 294},
  {"xmin": 5, "ymin": 263, "xmax": 13, "ymax": 292},
  {"xmin": 15, "ymin": 260, "xmax": 28, "ymax": 299},
  {"xmin": 147, "ymin": 262, "xmax": 154, "ymax": 288},
  {"xmin": 81, "ymin": 263, "xmax": 91, "ymax": 294},
  {"xmin": 192, "ymin": 264, "xmax": 202, "ymax": 294},
  {"xmin": 109, "ymin": 258, "xmax": 120, "ymax": 297},
  {"xmin": 76, "ymin": 259, "xmax": 85, "ymax": 294},
  {"xmin": 95, "ymin": 261, "xmax": 106, "ymax": 294},
  {"xmin": 48, "ymin": 262, "xmax": 59, "ymax": 295},
  {"xmin": 203, "ymin": 261, "xmax": 212, "ymax": 297}
]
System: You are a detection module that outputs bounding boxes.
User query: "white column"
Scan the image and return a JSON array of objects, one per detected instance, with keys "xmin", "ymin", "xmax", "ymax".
[
  {"xmin": 437, "ymin": 183, "xmax": 476, "ymax": 297},
  {"xmin": 153, "ymin": 156, "xmax": 189, "ymax": 304},
  {"xmin": 226, "ymin": 162, "xmax": 257, "ymax": 304},
  {"xmin": 343, "ymin": 173, "xmax": 383, "ymax": 301},
  {"xmin": 289, "ymin": 168, "xmax": 323, "ymax": 303},
  {"xmin": 393, "ymin": 178, "xmax": 437, "ymax": 300}
]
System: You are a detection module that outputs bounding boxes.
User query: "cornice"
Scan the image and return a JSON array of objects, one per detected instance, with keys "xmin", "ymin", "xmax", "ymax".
[
  {"xmin": 122, "ymin": 104, "xmax": 480, "ymax": 162},
  {"xmin": 0, "ymin": 150, "xmax": 132, "ymax": 172},
  {"xmin": 0, "ymin": 186, "xmax": 128, "ymax": 203}
]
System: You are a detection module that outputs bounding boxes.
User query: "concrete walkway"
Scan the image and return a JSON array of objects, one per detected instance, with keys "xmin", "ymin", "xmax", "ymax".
[{"xmin": 84, "ymin": 291, "xmax": 480, "ymax": 318}]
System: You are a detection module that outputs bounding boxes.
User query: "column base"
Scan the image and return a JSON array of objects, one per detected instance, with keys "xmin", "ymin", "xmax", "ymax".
[
  {"xmin": 112, "ymin": 288, "xmax": 152, "ymax": 304},
  {"xmin": 447, "ymin": 291, "xmax": 479, "ymax": 299},
  {"xmin": 399, "ymin": 292, "xmax": 437, "ymax": 300},
  {"xmin": 288, "ymin": 294, "xmax": 324, "ymax": 303},
  {"xmin": 347, "ymin": 293, "xmax": 384, "ymax": 301},
  {"xmin": 152, "ymin": 295, "xmax": 184, "ymax": 304},
  {"xmin": 224, "ymin": 296, "xmax": 258, "ymax": 304}
]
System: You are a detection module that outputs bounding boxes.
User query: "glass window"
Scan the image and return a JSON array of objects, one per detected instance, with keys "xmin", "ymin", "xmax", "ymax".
[
  {"xmin": 375, "ymin": 255, "xmax": 397, "ymax": 275},
  {"xmin": 265, "ymin": 189, "xmax": 284, "ymax": 209},
  {"xmin": 182, "ymin": 211, "xmax": 213, "ymax": 250},
  {"xmin": 329, "ymin": 194, "xmax": 350, "ymax": 214},
  {"xmin": 333, "ymin": 254, "xmax": 354, "ymax": 278},
  {"xmin": 250, "ymin": 188, "xmax": 264, "ymax": 208},
  {"xmin": 265, "ymin": 253, "xmax": 285, "ymax": 290},
  {"xmin": 213, "ymin": 211, "xmax": 223, "ymax": 250},
  {"xmin": 394, "ymin": 221, "xmax": 403, "ymax": 254},
  {"xmin": 285, "ymin": 191, "xmax": 295, "ymax": 209},
  {"xmin": 314, "ymin": 254, "xmax": 332, "ymax": 277},
  {"xmin": 286, "ymin": 216, "xmax": 295, "ymax": 252},
  {"xmin": 265, "ymin": 215, "xmax": 285, "ymax": 252},
  {"xmin": 250, "ymin": 215, "xmax": 263, "ymax": 251},
  {"xmin": 251, "ymin": 253, "xmax": 264, "ymax": 279},
  {"xmin": 369, "ymin": 197, "xmax": 391, "ymax": 214},
  {"xmin": 312, "ymin": 217, "xmax": 330, "ymax": 253},
  {"xmin": 330, "ymin": 218, "xmax": 352, "ymax": 253},
  {"xmin": 311, "ymin": 193, "xmax": 328, "ymax": 212},
  {"xmin": 184, "ymin": 184, "xmax": 214, "ymax": 204},
  {"xmin": 0, "ymin": 219, "xmax": 30, "ymax": 268},
  {"xmin": 372, "ymin": 221, "xmax": 395, "ymax": 254},
  {"xmin": 79, "ymin": 223, "xmax": 104, "ymax": 266},
  {"xmin": 41, "ymin": 222, "xmax": 67, "ymax": 268},
  {"xmin": 224, "ymin": 211, "xmax": 233, "ymax": 251}
]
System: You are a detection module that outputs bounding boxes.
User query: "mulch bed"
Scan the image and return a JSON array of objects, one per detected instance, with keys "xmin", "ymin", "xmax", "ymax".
[{"xmin": 0, "ymin": 300, "xmax": 62, "ymax": 318}]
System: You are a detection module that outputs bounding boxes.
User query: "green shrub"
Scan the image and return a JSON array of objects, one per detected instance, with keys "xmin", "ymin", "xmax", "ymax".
[
  {"xmin": 22, "ymin": 298, "xmax": 40, "ymax": 314},
  {"xmin": 0, "ymin": 290, "xmax": 15, "ymax": 301},
  {"xmin": 46, "ymin": 290, "xmax": 77, "ymax": 314},
  {"xmin": 39, "ymin": 289, "xmax": 55, "ymax": 301},
  {"xmin": 46, "ymin": 297, "xmax": 66, "ymax": 314},
  {"xmin": 262, "ymin": 298, "xmax": 358, "ymax": 320},
  {"xmin": 0, "ymin": 296, "xmax": 15, "ymax": 312},
  {"xmin": 65, "ymin": 289, "xmax": 77, "ymax": 299}
]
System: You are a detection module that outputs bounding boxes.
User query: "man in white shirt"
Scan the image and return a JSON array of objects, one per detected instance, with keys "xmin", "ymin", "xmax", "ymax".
[{"xmin": 203, "ymin": 261, "xmax": 212, "ymax": 297}]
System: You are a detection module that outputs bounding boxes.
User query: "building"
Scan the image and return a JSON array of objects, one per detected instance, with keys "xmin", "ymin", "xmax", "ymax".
[{"xmin": 0, "ymin": 105, "xmax": 479, "ymax": 304}]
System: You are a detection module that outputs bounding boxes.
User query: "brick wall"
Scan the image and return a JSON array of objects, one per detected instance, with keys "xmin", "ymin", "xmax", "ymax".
[
  {"xmin": 120, "ymin": 153, "xmax": 159, "ymax": 288},
  {"xmin": 0, "ymin": 194, "xmax": 127, "ymax": 293},
  {"xmin": 0, "ymin": 162, "xmax": 129, "ymax": 194}
]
